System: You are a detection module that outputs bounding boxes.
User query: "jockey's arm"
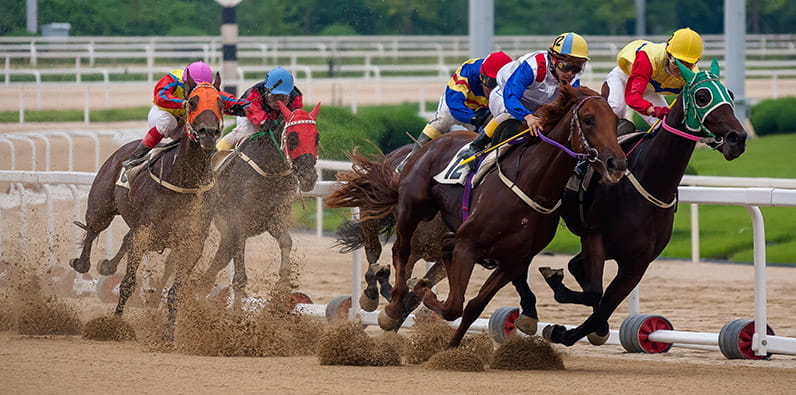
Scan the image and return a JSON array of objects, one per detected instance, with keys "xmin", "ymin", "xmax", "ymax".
[
  {"xmin": 444, "ymin": 86, "xmax": 476, "ymax": 124},
  {"xmin": 220, "ymin": 91, "xmax": 247, "ymax": 116},
  {"xmin": 153, "ymin": 74, "xmax": 184, "ymax": 110},
  {"xmin": 503, "ymin": 61, "xmax": 535, "ymax": 123},
  {"xmin": 624, "ymin": 51, "xmax": 655, "ymax": 115}
]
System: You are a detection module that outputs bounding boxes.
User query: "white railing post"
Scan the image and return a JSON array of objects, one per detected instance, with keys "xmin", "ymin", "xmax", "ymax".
[{"xmin": 690, "ymin": 203, "xmax": 700, "ymax": 264}]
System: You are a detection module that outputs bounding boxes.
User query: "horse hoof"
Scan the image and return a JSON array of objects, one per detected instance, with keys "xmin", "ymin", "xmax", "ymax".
[
  {"xmin": 538, "ymin": 266, "xmax": 564, "ymax": 280},
  {"xmin": 377, "ymin": 310, "xmax": 398, "ymax": 331},
  {"xmin": 514, "ymin": 314, "xmax": 539, "ymax": 336},
  {"xmin": 541, "ymin": 325, "xmax": 555, "ymax": 341},
  {"xmin": 359, "ymin": 294, "xmax": 379, "ymax": 312},
  {"xmin": 97, "ymin": 259, "xmax": 117, "ymax": 276},
  {"xmin": 69, "ymin": 258, "xmax": 89, "ymax": 274},
  {"xmin": 587, "ymin": 332, "xmax": 610, "ymax": 346}
]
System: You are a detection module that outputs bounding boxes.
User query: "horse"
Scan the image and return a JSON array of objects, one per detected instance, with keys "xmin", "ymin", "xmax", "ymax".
[
  {"xmin": 69, "ymin": 71, "xmax": 224, "ymax": 334},
  {"xmin": 538, "ymin": 59, "xmax": 748, "ymax": 346},
  {"xmin": 329, "ymin": 144, "xmax": 448, "ymax": 312},
  {"xmin": 331, "ymin": 85, "xmax": 628, "ymax": 348},
  {"xmin": 198, "ymin": 102, "xmax": 321, "ymax": 298}
]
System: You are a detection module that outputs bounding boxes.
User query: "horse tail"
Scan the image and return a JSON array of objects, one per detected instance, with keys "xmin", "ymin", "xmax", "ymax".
[
  {"xmin": 325, "ymin": 149, "xmax": 399, "ymax": 221},
  {"xmin": 333, "ymin": 219, "xmax": 366, "ymax": 253}
]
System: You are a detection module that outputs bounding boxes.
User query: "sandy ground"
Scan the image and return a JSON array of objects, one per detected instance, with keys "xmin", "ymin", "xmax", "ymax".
[{"xmin": 0, "ymin": 122, "xmax": 795, "ymax": 393}]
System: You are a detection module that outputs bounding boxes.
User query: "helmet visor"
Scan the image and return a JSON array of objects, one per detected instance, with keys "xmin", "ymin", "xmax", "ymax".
[
  {"xmin": 553, "ymin": 57, "xmax": 584, "ymax": 74},
  {"xmin": 479, "ymin": 73, "xmax": 497, "ymax": 89}
]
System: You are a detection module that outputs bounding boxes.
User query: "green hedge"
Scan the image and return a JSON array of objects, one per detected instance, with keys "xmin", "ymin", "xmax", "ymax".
[
  {"xmin": 750, "ymin": 97, "xmax": 796, "ymax": 136},
  {"xmin": 316, "ymin": 103, "xmax": 425, "ymax": 160}
]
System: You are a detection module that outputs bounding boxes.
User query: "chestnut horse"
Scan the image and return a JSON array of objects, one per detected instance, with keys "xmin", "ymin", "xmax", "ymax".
[
  {"xmin": 69, "ymin": 72, "xmax": 224, "ymax": 335},
  {"xmin": 539, "ymin": 59, "xmax": 748, "ymax": 346},
  {"xmin": 198, "ymin": 102, "xmax": 321, "ymax": 297},
  {"xmin": 332, "ymin": 85, "xmax": 627, "ymax": 348},
  {"xmin": 330, "ymin": 144, "xmax": 448, "ymax": 312}
]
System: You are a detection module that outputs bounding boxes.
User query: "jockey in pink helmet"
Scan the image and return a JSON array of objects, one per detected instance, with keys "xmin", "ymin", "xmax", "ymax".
[{"xmin": 122, "ymin": 61, "xmax": 242, "ymax": 168}]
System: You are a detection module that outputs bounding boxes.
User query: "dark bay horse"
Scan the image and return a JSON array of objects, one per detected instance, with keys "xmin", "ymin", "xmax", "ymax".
[
  {"xmin": 540, "ymin": 59, "xmax": 748, "ymax": 346},
  {"xmin": 334, "ymin": 85, "xmax": 628, "ymax": 348},
  {"xmin": 69, "ymin": 72, "xmax": 224, "ymax": 330},
  {"xmin": 198, "ymin": 102, "xmax": 320, "ymax": 297},
  {"xmin": 329, "ymin": 144, "xmax": 448, "ymax": 312}
]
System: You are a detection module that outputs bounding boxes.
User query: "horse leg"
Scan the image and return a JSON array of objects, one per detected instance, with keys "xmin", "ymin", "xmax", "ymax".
[
  {"xmin": 143, "ymin": 257, "xmax": 172, "ymax": 307},
  {"xmin": 378, "ymin": 216, "xmax": 423, "ymax": 331},
  {"xmin": 540, "ymin": 233, "xmax": 606, "ymax": 308},
  {"xmin": 548, "ymin": 259, "xmax": 651, "ymax": 346},
  {"xmin": 70, "ymin": 189, "xmax": 117, "ymax": 274},
  {"xmin": 231, "ymin": 245, "xmax": 247, "ymax": 301},
  {"xmin": 418, "ymin": 238, "xmax": 477, "ymax": 322},
  {"xmin": 98, "ymin": 230, "xmax": 134, "ymax": 276},
  {"xmin": 511, "ymin": 266, "xmax": 539, "ymax": 336},
  {"xmin": 270, "ymin": 227, "xmax": 293, "ymax": 284},
  {"xmin": 165, "ymin": 243, "xmax": 205, "ymax": 341},
  {"xmin": 112, "ymin": 230, "xmax": 149, "ymax": 316},
  {"xmin": 360, "ymin": 219, "xmax": 389, "ymax": 311},
  {"xmin": 199, "ymin": 230, "xmax": 238, "ymax": 292},
  {"xmin": 448, "ymin": 267, "xmax": 517, "ymax": 348}
]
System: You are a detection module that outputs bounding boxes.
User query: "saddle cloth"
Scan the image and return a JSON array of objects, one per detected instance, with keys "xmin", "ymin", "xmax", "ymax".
[
  {"xmin": 115, "ymin": 141, "xmax": 179, "ymax": 188},
  {"xmin": 432, "ymin": 143, "xmax": 501, "ymax": 188}
]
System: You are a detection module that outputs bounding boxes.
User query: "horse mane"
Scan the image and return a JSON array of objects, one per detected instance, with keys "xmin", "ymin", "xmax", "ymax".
[{"xmin": 537, "ymin": 85, "xmax": 599, "ymax": 131}]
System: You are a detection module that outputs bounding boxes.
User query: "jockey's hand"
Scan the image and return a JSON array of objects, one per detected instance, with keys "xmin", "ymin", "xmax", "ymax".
[
  {"xmin": 470, "ymin": 107, "xmax": 491, "ymax": 129},
  {"xmin": 524, "ymin": 113, "xmax": 543, "ymax": 136},
  {"xmin": 648, "ymin": 106, "xmax": 670, "ymax": 119},
  {"xmin": 230, "ymin": 103, "xmax": 246, "ymax": 117}
]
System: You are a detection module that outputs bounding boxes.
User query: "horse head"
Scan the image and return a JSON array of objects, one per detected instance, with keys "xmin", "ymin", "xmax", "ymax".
[
  {"xmin": 548, "ymin": 85, "xmax": 627, "ymax": 184},
  {"xmin": 675, "ymin": 58, "xmax": 747, "ymax": 160},
  {"xmin": 183, "ymin": 70, "xmax": 224, "ymax": 151},
  {"xmin": 278, "ymin": 101, "xmax": 321, "ymax": 192}
]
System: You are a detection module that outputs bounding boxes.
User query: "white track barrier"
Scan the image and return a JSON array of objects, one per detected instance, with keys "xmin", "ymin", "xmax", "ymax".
[{"xmin": 1, "ymin": 169, "xmax": 795, "ymax": 358}]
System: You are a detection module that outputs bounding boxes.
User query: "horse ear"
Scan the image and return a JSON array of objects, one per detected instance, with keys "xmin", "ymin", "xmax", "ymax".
[
  {"xmin": 675, "ymin": 58, "xmax": 696, "ymax": 83},
  {"xmin": 710, "ymin": 58, "xmax": 721, "ymax": 78},
  {"xmin": 184, "ymin": 69, "xmax": 196, "ymax": 94},
  {"xmin": 310, "ymin": 102, "xmax": 321, "ymax": 119},
  {"xmin": 213, "ymin": 71, "xmax": 222, "ymax": 90},
  {"xmin": 277, "ymin": 100, "xmax": 292, "ymax": 118}
]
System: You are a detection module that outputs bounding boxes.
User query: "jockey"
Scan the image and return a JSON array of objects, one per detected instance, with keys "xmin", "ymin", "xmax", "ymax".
[
  {"xmin": 122, "ymin": 61, "xmax": 241, "ymax": 168},
  {"xmin": 396, "ymin": 50, "xmax": 513, "ymax": 171},
  {"xmin": 216, "ymin": 66, "xmax": 304, "ymax": 151},
  {"xmin": 605, "ymin": 27, "xmax": 703, "ymax": 132},
  {"xmin": 458, "ymin": 33, "xmax": 590, "ymax": 166}
]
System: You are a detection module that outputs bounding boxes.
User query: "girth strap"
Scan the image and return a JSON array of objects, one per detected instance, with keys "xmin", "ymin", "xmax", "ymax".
[
  {"xmin": 497, "ymin": 164, "xmax": 561, "ymax": 214},
  {"xmin": 624, "ymin": 169, "xmax": 677, "ymax": 208},
  {"xmin": 237, "ymin": 151, "xmax": 293, "ymax": 178}
]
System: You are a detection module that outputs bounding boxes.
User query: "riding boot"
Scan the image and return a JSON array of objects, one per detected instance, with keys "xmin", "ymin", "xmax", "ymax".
[
  {"xmin": 122, "ymin": 142, "xmax": 151, "ymax": 169},
  {"xmin": 395, "ymin": 133, "xmax": 433, "ymax": 172},
  {"xmin": 617, "ymin": 118, "xmax": 636, "ymax": 136},
  {"xmin": 457, "ymin": 130, "xmax": 492, "ymax": 170}
]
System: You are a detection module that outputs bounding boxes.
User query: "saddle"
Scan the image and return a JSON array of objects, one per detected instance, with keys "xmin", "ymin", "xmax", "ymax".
[
  {"xmin": 432, "ymin": 143, "xmax": 508, "ymax": 188},
  {"xmin": 116, "ymin": 140, "xmax": 180, "ymax": 188}
]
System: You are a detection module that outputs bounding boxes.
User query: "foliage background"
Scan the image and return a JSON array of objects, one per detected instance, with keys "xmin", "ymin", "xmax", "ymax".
[{"xmin": 2, "ymin": 0, "xmax": 796, "ymax": 36}]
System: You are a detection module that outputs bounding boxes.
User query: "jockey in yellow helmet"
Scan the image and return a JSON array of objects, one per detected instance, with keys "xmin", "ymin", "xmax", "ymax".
[{"xmin": 605, "ymin": 27, "xmax": 703, "ymax": 131}]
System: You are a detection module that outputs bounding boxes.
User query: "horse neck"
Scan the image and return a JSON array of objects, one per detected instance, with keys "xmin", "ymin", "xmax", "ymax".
[
  {"xmin": 167, "ymin": 135, "xmax": 213, "ymax": 187},
  {"xmin": 244, "ymin": 128, "xmax": 290, "ymax": 173},
  {"xmin": 631, "ymin": 97, "xmax": 696, "ymax": 198},
  {"xmin": 511, "ymin": 111, "xmax": 579, "ymax": 203}
]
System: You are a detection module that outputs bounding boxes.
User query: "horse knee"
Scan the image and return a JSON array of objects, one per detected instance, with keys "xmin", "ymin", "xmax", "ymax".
[{"xmin": 582, "ymin": 289, "xmax": 602, "ymax": 307}]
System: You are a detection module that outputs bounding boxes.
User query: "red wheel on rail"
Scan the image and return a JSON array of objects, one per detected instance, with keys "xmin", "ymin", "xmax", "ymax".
[
  {"xmin": 718, "ymin": 319, "xmax": 775, "ymax": 360},
  {"xmin": 325, "ymin": 295, "xmax": 352, "ymax": 322},
  {"xmin": 96, "ymin": 274, "xmax": 123, "ymax": 303},
  {"xmin": 619, "ymin": 314, "xmax": 673, "ymax": 353},
  {"xmin": 488, "ymin": 306, "xmax": 520, "ymax": 343},
  {"xmin": 288, "ymin": 291, "xmax": 313, "ymax": 309}
]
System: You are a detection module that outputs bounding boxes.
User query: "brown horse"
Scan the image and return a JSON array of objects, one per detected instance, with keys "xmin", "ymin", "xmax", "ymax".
[
  {"xmin": 539, "ymin": 59, "xmax": 748, "ymax": 346},
  {"xmin": 69, "ymin": 72, "xmax": 224, "ymax": 334},
  {"xmin": 332, "ymin": 85, "xmax": 627, "ymax": 348},
  {"xmin": 198, "ymin": 102, "xmax": 321, "ymax": 297},
  {"xmin": 330, "ymin": 144, "xmax": 448, "ymax": 312}
]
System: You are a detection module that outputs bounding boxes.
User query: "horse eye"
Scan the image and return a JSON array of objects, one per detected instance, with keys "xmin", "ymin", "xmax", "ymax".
[
  {"xmin": 728, "ymin": 89, "xmax": 736, "ymax": 100},
  {"xmin": 288, "ymin": 131, "xmax": 299, "ymax": 151},
  {"xmin": 695, "ymin": 88, "xmax": 712, "ymax": 108},
  {"xmin": 315, "ymin": 134, "xmax": 320, "ymax": 146},
  {"xmin": 581, "ymin": 114, "xmax": 594, "ymax": 127}
]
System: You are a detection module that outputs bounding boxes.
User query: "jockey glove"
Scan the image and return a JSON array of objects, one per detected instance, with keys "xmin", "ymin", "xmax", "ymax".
[
  {"xmin": 650, "ymin": 106, "xmax": 670, "ymax": 119},
  {"xmin": 470, "ymin": 107, "xmax": 491, "ymax": 129},
  {"xmin": 229, "ymin": 103, "xmax": 247, "ymax": 117}
]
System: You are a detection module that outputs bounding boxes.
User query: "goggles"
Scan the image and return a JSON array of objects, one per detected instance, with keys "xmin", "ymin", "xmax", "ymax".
[
  {"xmin": 668, "ymin": 55, "xmax": 695, "ymax": 70},
  {"xmin": 479, "ymin": 73, "xmax": 497, "ymax": 89},
  {"xmin": 553, "ymin": 57, "xmax": 584, "ymax": 74}
]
